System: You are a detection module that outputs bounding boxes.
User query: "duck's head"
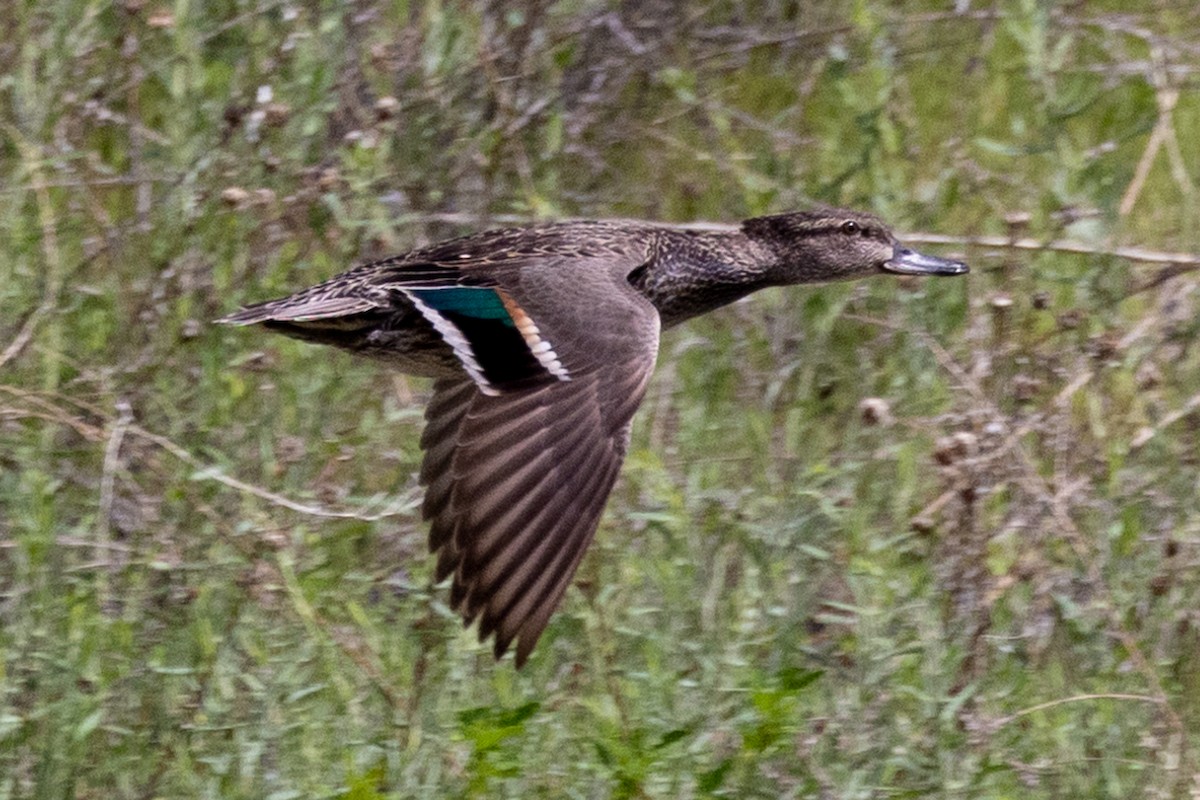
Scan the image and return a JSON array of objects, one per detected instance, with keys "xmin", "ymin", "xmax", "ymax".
[{"xmin": 743, "ymin": 209, "xmax": 968, "ymax": 284}]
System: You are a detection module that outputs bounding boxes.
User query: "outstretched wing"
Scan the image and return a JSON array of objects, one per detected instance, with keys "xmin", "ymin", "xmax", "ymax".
[
  {"xmin": 415, "ymin": 255, "xmax": 660, "ymax": 665},
  {"xmin": 222, "ymin": 237, "xmax": 662, "ymax": 664}
]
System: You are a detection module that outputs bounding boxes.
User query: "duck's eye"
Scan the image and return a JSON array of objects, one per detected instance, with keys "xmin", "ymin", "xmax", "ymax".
[{"xmin": 840, "ymin": 220, "xmax": 860, "ymax": 236}]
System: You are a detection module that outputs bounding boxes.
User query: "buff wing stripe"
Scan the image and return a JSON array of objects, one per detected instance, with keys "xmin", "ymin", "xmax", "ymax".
[{"xmin": 401, "ymin": 286, "xmax": 571, "ymax": 394}]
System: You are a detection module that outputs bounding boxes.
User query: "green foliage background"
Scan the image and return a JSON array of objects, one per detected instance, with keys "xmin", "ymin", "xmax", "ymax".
[{"xmin": 3, "ymin": 1, "xmax": 1200, "ymax": 797}]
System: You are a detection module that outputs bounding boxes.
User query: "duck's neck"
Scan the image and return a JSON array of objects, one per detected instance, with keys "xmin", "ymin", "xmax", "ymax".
[{"xmin": 633, "ymin": 229, "xmax": 778, "ymax": 328}]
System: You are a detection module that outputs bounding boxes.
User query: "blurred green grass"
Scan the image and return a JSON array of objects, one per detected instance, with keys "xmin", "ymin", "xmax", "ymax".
[{"xmin": 3, "ymin": 1, "xmax": 1200, "ymax": 797}]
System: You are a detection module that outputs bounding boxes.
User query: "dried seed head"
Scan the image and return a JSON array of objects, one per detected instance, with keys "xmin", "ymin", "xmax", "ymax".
[
  {"xmin": 934, "ymin": 431, "xmax": 978, "ymax": 465},
  {"xmin": 1088, "ymin": 332, "xmax": 1121, "ymax": 361},
  {"xmin": 264, "ymin": 102, "xmax": 291, "ymax": 126},
  {"xmin": 858, "ymin": 397, "xmax": 892, "ymax": 426},
  {"xmin": 317, "ymin": 168, "xmax": 341, "ymax": 190},
  {"xmin": 911, "ymin": 515, "xmax": 936, "ymax": 534},
  {"xmin": 220, "ymin": 186, "xmax": 250, "ymax": 207},
  {"xmin": 1004, "ymin": 211, "xmax": 1032, "ymax": 233},
  {"xmin": 1136, "ymin": 361, "xmax": 1162, "ymax": 390},
  {"xmin": 1057, "ymin": 309, "xmax": 1085, "ymax": 330},
  {"xmin": 1013, "ymin": 374, "xmax": 1041, "ymax": 402},
  {"xmin": 375, "ymin": 96, "xmax": 401, "ymax": 119}
]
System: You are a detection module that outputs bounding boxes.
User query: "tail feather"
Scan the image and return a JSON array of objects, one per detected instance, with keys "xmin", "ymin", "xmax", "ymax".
[
  {"xmin": 216, "ymin": 304, "xmax": 278, "ymax": 325},
  {"xmin": 216, "ymin": 295, "xmax": 380, "ymax": 325}
]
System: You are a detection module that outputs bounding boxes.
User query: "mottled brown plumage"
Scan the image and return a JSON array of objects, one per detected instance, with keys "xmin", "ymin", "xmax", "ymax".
[{"xmin": 219, "ymin": 208, "xmax": 967, "ymax": 665}]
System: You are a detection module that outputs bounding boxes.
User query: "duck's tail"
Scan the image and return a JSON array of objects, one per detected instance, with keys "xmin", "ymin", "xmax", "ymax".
[{"xmin": 216, "ymin": 293, "xmax": 380, "ymax": 326}]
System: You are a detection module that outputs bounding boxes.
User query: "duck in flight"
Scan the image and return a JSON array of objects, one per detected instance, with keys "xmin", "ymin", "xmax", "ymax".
[{"xmin": 220, "ymin": 209, "xmax": 968, "ymax": 666}]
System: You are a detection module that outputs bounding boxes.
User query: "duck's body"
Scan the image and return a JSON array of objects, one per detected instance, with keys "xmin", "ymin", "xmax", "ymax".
[
  {"xmin": 221, "ymin": 209, "xmax": 966, "ymax": 665},
  {"xmin": 224, "ymin": 220, "xmax": 776, "ymax": 379}
]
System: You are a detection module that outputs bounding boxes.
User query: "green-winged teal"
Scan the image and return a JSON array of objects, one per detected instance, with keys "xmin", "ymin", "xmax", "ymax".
[{"xmin": 220, "ymin": 208, "xmax": 967, "ymax": 665}]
